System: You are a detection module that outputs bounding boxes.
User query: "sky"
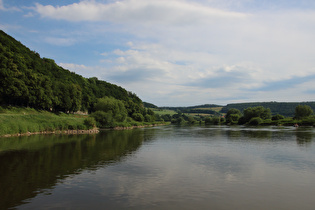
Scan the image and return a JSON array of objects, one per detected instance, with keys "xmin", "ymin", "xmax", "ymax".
[{"xmin": 1, "ymin": 0, "xmax": 315, "ymax": 106}]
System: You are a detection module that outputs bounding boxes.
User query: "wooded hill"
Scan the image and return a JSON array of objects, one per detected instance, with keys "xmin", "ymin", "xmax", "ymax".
[
  {"xmin": 221, "ymin": 102, "xmax": 315, "ymax": 117},
  {"xmin": 154, "ymin": 102, "xmax": 315, "ymax": 118},
  {"xmin": 0, "ymin": 30, "xmax": 142, "ymax": 113}
]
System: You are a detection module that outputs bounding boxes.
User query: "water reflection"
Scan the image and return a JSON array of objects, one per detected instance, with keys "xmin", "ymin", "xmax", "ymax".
[
  {"xmin": 295, "ymin": 128, "xmax": 314, "ymax": 146},
  {"xmin": 221, "ymin": 126, "xmax": 314, "ymax": 145},
  {"xmin": 1, "ymin": 126, "xmax": 315, "ymax": 210},
  {"xmin": 0, "ymin": 129, "xmax": 147, "ymax": 209}
]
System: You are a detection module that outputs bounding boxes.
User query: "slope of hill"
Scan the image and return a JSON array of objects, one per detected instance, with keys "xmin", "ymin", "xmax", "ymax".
[
  {"xmin": 0, "ymin": 30, "xmax": 142, "ymax": 112},
  {"xmin": 221, "ymin": 101, "xmax": 315, "ymax": 117}
]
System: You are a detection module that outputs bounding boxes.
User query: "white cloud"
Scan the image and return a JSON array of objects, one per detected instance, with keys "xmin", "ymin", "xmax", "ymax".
[
  {"xmin": 35, "ymin": 0, "xmax": 247, "ymax": 24},
  {"xmin": 33, "ymin": 0, "xmax": 315, "ymax": 105}
]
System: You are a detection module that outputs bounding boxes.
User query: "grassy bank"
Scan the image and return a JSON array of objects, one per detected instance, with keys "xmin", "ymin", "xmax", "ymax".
[
  {"xmin": 0, "ymin": 106, "xmax": 167, "ymax": 137},
  {"xmin": 0, "ymin": 107, "xmax": 93, "ymax": 136}
]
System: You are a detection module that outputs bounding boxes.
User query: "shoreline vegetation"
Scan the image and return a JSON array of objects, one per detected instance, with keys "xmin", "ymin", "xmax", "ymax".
[
  {"xmin": 165, "ymin": 105, "xmax": 315, "ymax": 127},
  {"xmin": 1, "ymin": 104, "xmax": 314, "ymax": 138},
  {"xmin": 0, "ymin": 106, "xmax": 167, "ymax": 138}
]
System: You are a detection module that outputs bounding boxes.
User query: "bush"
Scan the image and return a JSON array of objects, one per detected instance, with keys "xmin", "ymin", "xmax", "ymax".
[
  {"xmin": 300, "ymin": 117, "xmax": 315, "ymax": 126},
  {"xmin": 84, "ymin": 117, "xmax": 97, "ymax": 129},
  {"xmin": 204, "ymin": 117, "xmax": 220, "ymax": 125},
  {"xmin": 171, "ymin": 117, "xmax": 185, "ymax": 125},
  {"xmin": 91, "ymin": 111, "xmax": 114, "ymax": 127},
  {"xmin": 187, "ymin": 116, "xmax": 196, "ymax": 124},
  {"xmin": 272, "ymin": 114, "xmax": 285, "ymax": 121},
  {"xmin": 94, "ymin": 97, "xmax": 127, "ymax": 122},
  {"xmin": 77, "ymin": 124, "xmax": 86, "ymax": 130},
  {"xmin": 144, "ymin": 114, "xmax": 152, "ymax": 122},
  {"xmin": 204, "ymin": 117, "xmax": 212, "ymax": 125},
  {"xmin": 295, "ymin": 105, "xmax": 313, "ymax": 119},
  {"xmin": 132, "ymin": 113, "xmax": 144, "ymax": 122},
  {"xmin": 249, "ymin": 117, "xmax": 263, "ymax": 125}
]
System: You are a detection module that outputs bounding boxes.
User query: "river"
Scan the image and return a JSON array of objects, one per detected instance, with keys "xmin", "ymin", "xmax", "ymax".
[{"xmin": 1, "ymin": 125, "xmax": 315, "ymax": 209}]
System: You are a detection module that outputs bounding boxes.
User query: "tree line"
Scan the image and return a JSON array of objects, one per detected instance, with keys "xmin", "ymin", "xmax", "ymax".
[
  {"xmin": 221, "ymin": 101, "xmax": 315, "ymax": 117},
  {"xmin": 224, "ymin": 105, "xmax": 314, "ymax": 126},
  {"xmin": 154, "ymin": 105, "xmax": 314, "ymax": 126},
  {"xmin": 0, "ymin": 30, "xmax": 142, "ymax": 113}
]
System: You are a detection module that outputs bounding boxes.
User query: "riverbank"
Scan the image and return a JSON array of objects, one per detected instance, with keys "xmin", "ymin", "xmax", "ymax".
[
  {"xmin": 1, "ymin": 129, "xmax": 100, "ymax": 138},
  {"xmin": 111, "ymin": 123, "xmax": 168, "ymax": 130},
  {"xmin": 0, "ymin": 106, "xmax": 168, "ymax": 138}
]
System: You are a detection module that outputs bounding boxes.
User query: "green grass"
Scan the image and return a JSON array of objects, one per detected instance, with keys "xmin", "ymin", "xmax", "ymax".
[
  {"xmin": 151, "ymin": 109, "xmax": 177, "ymax": 115},
  {"xmin": 0, "ymin": 107, "xmax": 90, "ymax": 136},
  {"xmin": 194, "ymin": 107, "xmax": 223, "ymax": 112}
]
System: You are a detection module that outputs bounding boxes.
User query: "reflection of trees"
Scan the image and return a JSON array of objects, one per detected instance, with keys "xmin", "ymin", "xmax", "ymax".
[
  {"xmin": 226, "ymin": 129, "xmax": 273, "ymax": 140},
  {"xmin": 296, "ymin": 131, "xmax": 313, "ymax": 146},
  {"xmin": 0, "ymin": 129, "xmax": 147, "ymax": 209},
  {"xmin": 243, "ymin": 130, "xmax": 272, "ymax": 139}
]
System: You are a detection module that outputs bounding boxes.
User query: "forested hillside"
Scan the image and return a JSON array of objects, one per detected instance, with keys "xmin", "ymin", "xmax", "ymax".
[
  {"xmin": 221, "ymin": 102, "xmax": 315, "ymax": 117},
  {"xmin": 0, "ymin": 30, "xmax": 142, "ymax": 112}
]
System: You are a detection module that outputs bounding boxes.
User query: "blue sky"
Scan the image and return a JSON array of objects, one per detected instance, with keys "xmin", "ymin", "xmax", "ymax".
[{"xmin": 1, "ymin": 0, "xmax": 315, "ymax": 106}]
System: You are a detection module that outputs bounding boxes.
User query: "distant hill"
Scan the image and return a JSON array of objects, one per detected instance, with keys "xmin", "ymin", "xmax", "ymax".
[
  {"xmin": 156, "ymin": 102, "xmax": 315, "ymax": 117},
  {"xmin": 221, "ymin": 101, "xmax": 315, "ymax": 117},
  {"xmin": 160, "ymin": 104, "xmax": 222, "ymax": 110},
  {"xmin": 158, "ymin": 104, "xmax": 223, "ymax": 116},
  {"xmin": 0, "ymin": 30, "xmax": 142, "ymax": 112}
]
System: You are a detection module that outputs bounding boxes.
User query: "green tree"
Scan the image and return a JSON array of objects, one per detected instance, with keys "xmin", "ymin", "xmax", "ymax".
[
  {"xmin": 187, "ymin": 116, "xmax": 196, "ymax": 124},
  {"xmin": 249, "ymin": 117, "xmax": 263, "ymax": 125},
  {"xmin": 272, "ymin": 114, "xmax": 284, "ymax": 121},
  {"xmin": 225, "ymin": 108, "xmax": 241, "ymax": 124},
  {"xmin": 84, "ymin": 117, "xmax": 97, "ymax": 129},
  {"xmin": 94, "ymin": 97, "xmax": 127, "ymax": 122},
  {"xmin": 91, "ymin": 111, "xmax": 114, "ymax": 127},
  {"xmin": 294, "ymin": 105, "xmax": 313, "ymax": 119},
  {"xmin": 243, "ymin": 106, "xmax": 271, "ymax": 123},
  {"xmin": 204, "ymin": 117, "xmax": 212, "ymax": 125},
  {"xmin": 132, "ymin": 113, "xmax": 144, "ymax": 122}
]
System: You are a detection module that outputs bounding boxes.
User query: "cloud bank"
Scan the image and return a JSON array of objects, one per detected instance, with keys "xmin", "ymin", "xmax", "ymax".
[{"xmin": 11, "ymin": 0, "xmax": 315, "ymax": 105}]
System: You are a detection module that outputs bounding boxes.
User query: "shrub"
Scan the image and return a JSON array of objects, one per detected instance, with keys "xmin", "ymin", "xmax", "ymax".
[
  {"xmin": 249, "ymin": 117, "xmax": 263, "ymax": 125},
  {"xmin": 91, "ymin": 111, "xmax": 114, "ymax": 127},
  {"xmin": 272, "ymin": 114, "xmax": 285, "ymax": 121},
  {"xmin": 225, "ymin": 108, "xmax": 241, "ymax": 124},
  {"xmin": 94, "ymin": 97, "xmax": 127, "ymax": 122},
  {"xmin": 77, "ymin": 124, "xmax": 86, "ymax": 130},
  {"xmin": 84, "ymin": 117, "xmax": 97, "ymax": 129},
  {"xmin": 204, "ymin": 117, "xmax": 212, "ymax": 125},
  {"xmin": 187, "ymin": 116, "xmax": 196, "ymax": 124},
  {"xmin": 295, "ymin": 105, "xmax": 313, "ymax": 119},
  {"xmin": 132, "ymin": 113, "xmax": 144, "ymax": 122},
  {"xmin": 171, "ymin": 117, "xmax": 185, "ymax": 125}
]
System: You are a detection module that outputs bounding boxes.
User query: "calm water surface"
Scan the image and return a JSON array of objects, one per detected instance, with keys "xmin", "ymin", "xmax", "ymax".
[{"xmin": 1, "ymin": 125, "xmax": 315, "ymax": 209}]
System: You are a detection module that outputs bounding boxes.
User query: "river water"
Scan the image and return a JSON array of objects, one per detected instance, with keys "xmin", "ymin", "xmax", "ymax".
[{"xmin": 1, "ymin": 125, "xmax": 315, "ymax": 209}]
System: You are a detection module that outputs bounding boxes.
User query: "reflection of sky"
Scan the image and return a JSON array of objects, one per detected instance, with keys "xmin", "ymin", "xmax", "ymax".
[{"xmin": 19, "ymin": 126, "xmax": 315, "ymax": 210}]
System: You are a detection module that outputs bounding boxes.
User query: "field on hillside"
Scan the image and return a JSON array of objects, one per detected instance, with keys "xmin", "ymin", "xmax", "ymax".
[
  {"xmin": 152, "ymin": 109, "xmax": 177, "ymax": 115},
  {"xmin": 194, "ymin": 107, "xmax": 223, "ymax": 112},
  {"xmin": 152, "ymin": 106, "xmax": 223, "ymax": 117}
]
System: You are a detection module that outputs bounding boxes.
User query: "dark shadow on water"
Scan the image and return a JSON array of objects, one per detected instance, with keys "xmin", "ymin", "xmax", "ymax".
[{"xmin": 0, "ymin": 129, "xmax": 151, "ymax": 209}]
